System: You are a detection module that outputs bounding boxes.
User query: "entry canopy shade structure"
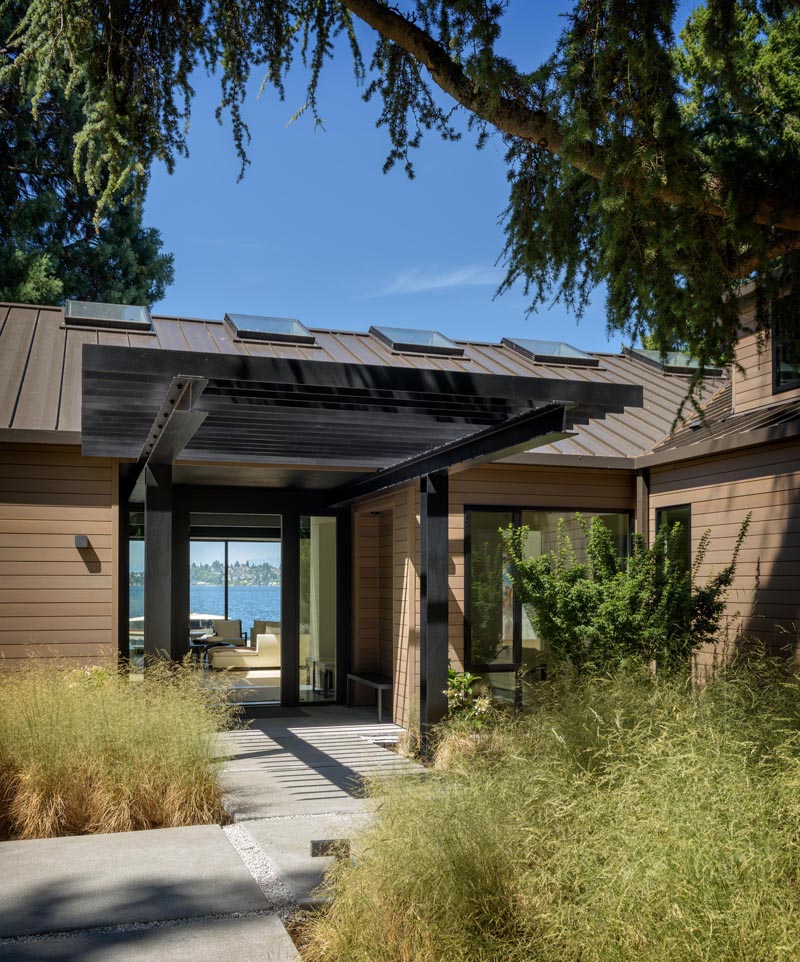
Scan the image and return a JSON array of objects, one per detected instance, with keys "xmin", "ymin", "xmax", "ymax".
[{"xmin": 81, "ymin": 344, "xmax": 644, "ymax": 494}]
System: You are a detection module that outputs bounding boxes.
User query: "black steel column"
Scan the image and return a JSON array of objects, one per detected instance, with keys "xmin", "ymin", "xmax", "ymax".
[
  {"xmin": 171, "ymin": 503, "xmax": 190, "ymax": 661},
  {"xmin": 281, "ymin": 512, "xmax": 300, "ymax": 706},
  {"xmin": 144, "ymin": 464, "xmax": 173, "ymax": 660},
  {"xmin": 336, "ymin": 506, "xmax": 353, "ymax": 704},
  {"xmin": 420, "ymin": 470, "xmax": 449, "ymax": 735},
  {"xmin": 117, "ymin": 494, "xmax": 130, "ymax": 663}
]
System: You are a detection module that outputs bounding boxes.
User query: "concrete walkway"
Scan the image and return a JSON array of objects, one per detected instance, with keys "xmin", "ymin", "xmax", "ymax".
[
  {"xmin": 0, "ymin": 706, "xmax": 423, "ymax": 961},
  {"xmin": 219, "ymin": 706, "xmax": 423, "ymax": 904}
]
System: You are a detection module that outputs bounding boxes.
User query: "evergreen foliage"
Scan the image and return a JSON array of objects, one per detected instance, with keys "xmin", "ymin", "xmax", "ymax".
[
  {"xmin": 504, "ymin": 512, "xmax": 750, "ymax": 673},
  {"xmin": 2, "ymin": 2, "xmax": 799, "ymax": 384},
  {"xmin": 0, "ymin": 3, "xmax": 174, "ymax": 305}
]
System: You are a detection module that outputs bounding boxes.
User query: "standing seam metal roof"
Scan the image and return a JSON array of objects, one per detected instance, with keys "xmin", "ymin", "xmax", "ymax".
[{"xmin": 0, "ymin": 303, "xmax": 726, "ymax": 459}]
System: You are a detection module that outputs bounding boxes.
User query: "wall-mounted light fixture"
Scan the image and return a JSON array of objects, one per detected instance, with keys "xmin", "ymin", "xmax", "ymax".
[{"xmin": 75, "ymin": 535, "xmax": 90, "ymax": 549}]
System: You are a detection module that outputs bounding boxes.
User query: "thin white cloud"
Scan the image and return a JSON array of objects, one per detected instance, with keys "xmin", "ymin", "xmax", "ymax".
[{"xmin": 369, "ymin": 264, "xmax": 503, "ymax": 297}]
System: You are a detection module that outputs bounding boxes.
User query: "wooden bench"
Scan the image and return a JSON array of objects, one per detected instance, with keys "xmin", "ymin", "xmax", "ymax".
[{"xmin": 346, "ymin": 672, "xmax": 392, "ymax": 723}]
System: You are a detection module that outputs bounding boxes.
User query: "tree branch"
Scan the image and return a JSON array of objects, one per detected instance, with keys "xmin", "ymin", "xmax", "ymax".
[{"xmin": 340, "ymin": 0, "xmax": 800, "ymax": 234}]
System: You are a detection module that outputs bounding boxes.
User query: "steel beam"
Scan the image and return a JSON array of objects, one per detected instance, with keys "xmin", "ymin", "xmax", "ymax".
[
  {"xmin": 327, "ymin": 403, "xmax": 570, "ymax": 507},
  {"xmin": 128, "ymin": 376, "xmax": 208, "ymax": 503}
]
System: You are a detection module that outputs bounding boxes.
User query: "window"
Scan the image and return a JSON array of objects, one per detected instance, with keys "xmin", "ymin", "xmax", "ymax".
[
  {"xmin": 773, "ymin": 297, "xmax": 800, "ymax": 391},
  {"xmin": 65, "ymin": 299, "xmax": 152, "ymax": 332},
  {"xmin": 655, "ymin": 504, "xmax": 691, "ymax": 571},
  {"xmin": 370, "ymin": 325, "xmax": 464, "ymax": 356},
  {"xmin": 224, "ymin": 313, "xmax": 315, "ymax": 344},
  {"xmin": 466, "ymin": 508, "xmax": 631, "ymax": 701},
  {"xmin": 502, "ymin": 337, "xmax": 599, "ymax": 367},
  {"xmin": 299, "ymin": 516, "xmax": 338, "ymax": 703}
]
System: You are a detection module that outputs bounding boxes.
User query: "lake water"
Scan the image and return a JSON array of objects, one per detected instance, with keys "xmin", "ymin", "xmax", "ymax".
[{"xmin": 129, "ymin": 584, "xmax": 281, "ymax": 634}]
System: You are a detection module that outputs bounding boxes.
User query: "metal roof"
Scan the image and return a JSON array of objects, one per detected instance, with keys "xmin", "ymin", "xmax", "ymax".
[
  {"xmin": 0, "ymin": 302, "xmax": 726, "ymax": 460},
  {"xmin": 643, "ymin": 382, "xmax": 800, "ymax": 463}
]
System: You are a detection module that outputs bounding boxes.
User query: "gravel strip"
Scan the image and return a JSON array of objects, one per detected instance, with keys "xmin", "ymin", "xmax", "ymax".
[{"xmin": 223, "ymin": 823, "xmax": 298, "ymax": 920}]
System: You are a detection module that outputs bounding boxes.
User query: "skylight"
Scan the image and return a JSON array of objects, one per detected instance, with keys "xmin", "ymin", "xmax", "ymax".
[
  {"xmin": 502, "ymin": 337, "xmax": 599, "ymax": 367},
  {"xmin": 370, "ymin": 325, "xmax": 464, "ymax": 356},
  {"xmin": 64, "ymin": 300, "xmax": 152, "ymax": 332},
  {"xmin": 224, "ymin": 313, "xmax": 315, "ymax": 345},
  {"xmin": 625, "ymin": 347, "xmax": 722, "ymax": 376}
]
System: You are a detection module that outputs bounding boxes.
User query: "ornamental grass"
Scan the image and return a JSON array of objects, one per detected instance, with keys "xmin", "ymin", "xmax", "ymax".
[
  {"xmin": 301, "ymin": 660, "xmax": 800, "ymax": 962},
  {"xmin": 0, "ymin": 659, "xmax": 237, "ymax": 839}
]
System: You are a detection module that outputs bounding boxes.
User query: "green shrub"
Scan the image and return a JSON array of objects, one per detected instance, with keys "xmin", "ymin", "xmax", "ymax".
[
  {"xmin": 446, "ymin": 667, "xmax": 496, "ymax": 729},
  {"xmin": 0, "ymin": 659, "xmax": 237, "ymax": 839},
  {"xmin": 301, "ymin": 662, "xmax": 800, "ymax": 962},
  {"xmin": 504, "ymin": 512, "xmax": 750, "ymax": 673}
]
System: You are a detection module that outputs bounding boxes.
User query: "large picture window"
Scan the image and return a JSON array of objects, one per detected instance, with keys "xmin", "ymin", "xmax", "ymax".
[{"xmin": 466, "ymin": 508, "xmax": 631, "ymax": 699}]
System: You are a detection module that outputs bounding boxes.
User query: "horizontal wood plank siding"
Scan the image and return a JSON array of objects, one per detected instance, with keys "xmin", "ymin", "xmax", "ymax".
[
  {"xmin": 733, "ymin": 314, "xmax": 800, "ymax": 413},
  {"xmin": 0, "ymin": 445, "xmax": 116, "ymax": 667},
  {"xmin": 650, "ymin": 440, "xmax": 800, "ymax": 664}
]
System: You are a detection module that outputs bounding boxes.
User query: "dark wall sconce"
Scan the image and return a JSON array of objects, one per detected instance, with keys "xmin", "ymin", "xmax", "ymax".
[{"xmin": 75, "ymin": 535, "xmax": 90, "ymax": 549}]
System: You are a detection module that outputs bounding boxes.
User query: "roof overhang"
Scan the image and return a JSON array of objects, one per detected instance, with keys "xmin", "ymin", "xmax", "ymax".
[{"xmin": 81, "ymin": 344, "xmax": 644, "ymax": 497}]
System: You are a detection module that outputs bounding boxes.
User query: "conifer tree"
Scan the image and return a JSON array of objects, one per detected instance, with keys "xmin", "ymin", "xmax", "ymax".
[
  {"xmin": 1, "ymin": 3, "xmax": 173, "ymax": 305},
  {"xmin": 5, "ymin": 1, "xmax": 798, "ymax": 372}
]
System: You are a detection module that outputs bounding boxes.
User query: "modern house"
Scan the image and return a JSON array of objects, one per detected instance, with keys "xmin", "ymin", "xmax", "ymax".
[{"xmin": 0, "ymin": 293, "xmax": 797, "ymax": 729}]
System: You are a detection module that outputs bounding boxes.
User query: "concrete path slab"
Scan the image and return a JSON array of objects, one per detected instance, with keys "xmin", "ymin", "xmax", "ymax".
[
  {"xmin": 219, "ymin": 707, "xmax": 424, "ymax": 821},
  {"xmin": 241, "ymin": 814, "xmax": 372, "ymax": 906},
  {"xmin": 0, "ymin": 914, "xmax": 298, "ymax": 962},
  {"xmin": 0, "ymin": 826, "xmax": 266, "ymax": 938}
]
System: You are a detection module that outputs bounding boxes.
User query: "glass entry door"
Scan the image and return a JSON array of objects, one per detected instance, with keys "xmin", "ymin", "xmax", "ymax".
[{"xmin": 190, "ymin": 533, "xmax": 282, "ymax": 704}]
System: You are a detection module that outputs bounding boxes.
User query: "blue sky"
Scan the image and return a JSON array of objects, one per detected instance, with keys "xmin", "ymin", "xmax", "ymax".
[{"xmin": 145, "ymin": 2, "xmax": 698, "ymax": 353}]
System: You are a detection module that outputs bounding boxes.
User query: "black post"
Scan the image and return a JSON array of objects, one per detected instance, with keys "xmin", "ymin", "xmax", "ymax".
[
  {"xmin": 171, "ymin": 503, "xmax": 190, "ymax": 661},
  {"xmin": 281, "ymin": 511, "xmax": 300, "ymax": 706},
  {"xmin": 336, "ymin": 506, "xmax": 353, "ymax": 704},
  {"xmin": 419, "ymin": 470, "xmax": 449, "ymax": 738},
  {"xmin": 117, "ymin": 497, "xmax": 130, "ymax": 664},
  {"xmin": 144, "ymin": 464, "xmax": 173, "ymax": 660}
]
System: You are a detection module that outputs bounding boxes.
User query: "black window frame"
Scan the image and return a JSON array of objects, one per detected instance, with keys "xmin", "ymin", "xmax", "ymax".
[
  {"xmin": 772, "ymin": 306, "xmax": 800, "ymax": 394},
  {"xmin": 464, "ymin": 505, "xmax": 634, "ymax": 675},
  {"xmin": 655, "ymin": 503, "xmax": 692, "ymax": 571}
]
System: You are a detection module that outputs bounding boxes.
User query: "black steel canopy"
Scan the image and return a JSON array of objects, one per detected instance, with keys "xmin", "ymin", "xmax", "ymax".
[{"xmin": 81, "ymin": 344, "xmax": 643, "ymax": 473}]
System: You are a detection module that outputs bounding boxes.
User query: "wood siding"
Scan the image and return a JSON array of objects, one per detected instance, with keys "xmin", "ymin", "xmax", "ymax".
[
  {"xmin": 0, "ymin": 445, "xmax": 117, "ymax": 666},
  {"xmin": 733, "ymin": 301, "xmax": 800, "ymax": 413},
  {"xmin": 353, "ymin": 464, "xmax": 636, "ymax": 728},
  {"xmin": 353, "ymin": 485, "xmax": 418, "ymax": 729},
  {"xmin": 650, "ymin": 440, "xmax": 800, "ymax": 667}
]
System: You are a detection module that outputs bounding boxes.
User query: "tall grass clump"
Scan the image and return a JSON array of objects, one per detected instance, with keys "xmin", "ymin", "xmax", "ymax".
[
  {"xmin": 0, "ymin": 660, "xmax": 237, "ymax": 839},
  {"xmin": 302, "ymin": 660, "xmax": 800, "ymax": 962}
]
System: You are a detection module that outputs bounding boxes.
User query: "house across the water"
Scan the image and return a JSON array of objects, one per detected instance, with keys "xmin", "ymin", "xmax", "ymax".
[{"xmin": 0, "ymin": 294, "xmax": 798, "ymax": 729}]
